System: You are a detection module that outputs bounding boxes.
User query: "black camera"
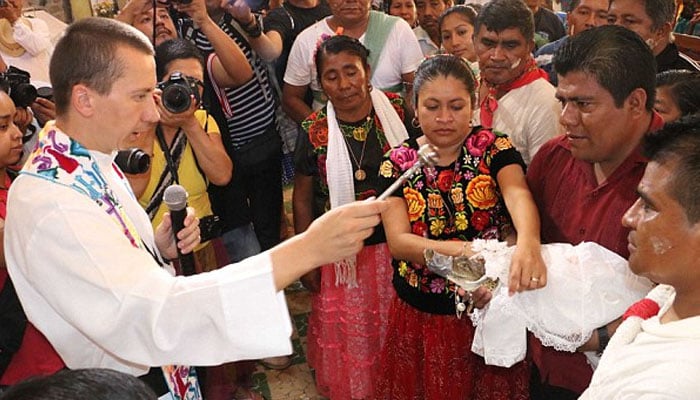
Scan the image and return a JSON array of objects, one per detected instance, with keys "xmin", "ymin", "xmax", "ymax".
[
  {"xmin": 115, "ymin": 148, "xmax": 151, "ymax": 174},
  {"xmin": 36, "ymin": 86, "xmax": 53, "ymax": 101},
  {"xmin": 0, "ymin": 66, "xmax": 37, "ymax": 108},
  {"xmin": 157, "ymin": 72, "xmax": 202, "ymax": 114}
]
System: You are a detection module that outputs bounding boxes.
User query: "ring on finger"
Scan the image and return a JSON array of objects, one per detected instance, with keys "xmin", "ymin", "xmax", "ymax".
[{"xmin": 530, "ymin": 277, "xmax": 540, "ymax": 283}]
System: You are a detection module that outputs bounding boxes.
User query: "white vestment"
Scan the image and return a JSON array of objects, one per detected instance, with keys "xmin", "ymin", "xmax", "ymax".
[{"xmin": 5, "ymin": 139, "xmax": 292, "ymax": 377}]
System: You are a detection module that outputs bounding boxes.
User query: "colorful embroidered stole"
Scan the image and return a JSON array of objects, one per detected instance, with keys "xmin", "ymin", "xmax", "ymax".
[
  {"xmin": 479, "ymin": 57, "xmax": 549, "ymax": 129},
  {"xmin": 21, "ymin": 124, "xmax": 202, "ymax": 400}
]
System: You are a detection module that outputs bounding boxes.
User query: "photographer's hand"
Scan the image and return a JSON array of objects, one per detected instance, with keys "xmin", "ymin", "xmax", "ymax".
[
  {"xmin": 116, "ymin": 0, "xmax": 155, "ymax": 25},
  {"xmin": 172, "ymin": 0, "xmax": 210, "ymax": 28},
  {"xmin": 155, "ymin": 92, "xmax": 200, "ymax": 134},
  {"xmin": 176, "ymin": 0, "xmax": 253, "ymax": 88},
  {"xmin": 224, "ymin": 0, "xmax": 284, "ymax": 62},
  {"xmin": 226, "ymin": 0, "xmax": 253, "ymax": 25},
  {"xmin": 31, "ymin": 97, "xmax": 55, "ymax": 127},
  {"xmin": 155, "ymin": 93, "xmax": 232, "ymax": 186},
  {"xmin": 0, "ymin": 0, "xmax": 22, "ymax": 25}
]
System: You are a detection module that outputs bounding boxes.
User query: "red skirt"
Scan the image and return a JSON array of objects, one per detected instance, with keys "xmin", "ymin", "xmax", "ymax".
[
  {"xmin": 374, "ymin": 296, "xmax": 530, "ymax": 400},
  {"xmin": 307, "ymin": 243, "xmax": 395, "ymax": 400}
]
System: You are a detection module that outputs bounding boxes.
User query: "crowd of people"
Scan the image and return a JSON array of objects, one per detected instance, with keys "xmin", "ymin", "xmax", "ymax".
[{"xmin": 1, "ymin": 0, "xmax": 700, "ymax": 399}]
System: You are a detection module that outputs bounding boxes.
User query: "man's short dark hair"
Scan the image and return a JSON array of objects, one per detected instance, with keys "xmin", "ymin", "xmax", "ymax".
[
  {"xmin": 608, "ymin": 0, "xmax": 675, "ymax": 30},
  {"xmin": 474, "ymin": 0, "xmax": 534, "ymax": 42},
  {"xmin": 554, "ymin": 25, "xmax": 656, "ymax": 110},
  {"xmin": 0, "ymin": 368, "xmax": 157, "ymax": 400},
  {"xmin": 642, "ymin": 113, "xmax": 700, "ymax": 223},
  {"xmin": 50, "ymin": 17, "xmax": 154, "ymax": 115}
]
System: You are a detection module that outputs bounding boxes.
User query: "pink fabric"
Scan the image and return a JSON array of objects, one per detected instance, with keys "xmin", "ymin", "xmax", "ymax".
[
  {"xmin": 307, "ymin": 243, "xmax": 395, "ymax": 400},
  {"xmin": 374, "ymin": 296, "xmax": 530, "ymax": 400}
]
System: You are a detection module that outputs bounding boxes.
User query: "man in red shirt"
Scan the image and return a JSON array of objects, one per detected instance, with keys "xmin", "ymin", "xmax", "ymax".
[{"xmin": 526, "ymin": 25, "xmax": 664, "ymax": 399}]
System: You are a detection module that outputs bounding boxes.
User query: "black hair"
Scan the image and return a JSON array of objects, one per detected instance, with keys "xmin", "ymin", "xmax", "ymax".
[
  {"xmin": 439, "ymin": 4, "xmax": 479, "ymax": 32},
  {"xmin": 0, "ymin": 368, "xmax": 157, "ymax": 400},
  {"xmin": 474, "ymin": 0, "xmax": 534, "ymax": 42},
  {"xmin": 413, "ymin": 54, "xmax": 477, "ymax": 106},
  {"xmin": 314, "ymin": 35, "xmax": 370, "ymax": 85},
  {"xmin": 642, "ymin": 113, "xmax": 700, "ymax": 223},
  {"xmin": 384, "ymin": 0, "xmax": 416, "ymax": 11},
  {"xmin": 609, "ymin": 0, "xmax": 675, "ymax": 30},
  {"xmin": 155, "ymin": 38, "xmax": 205, "ymax": 82},
  {"xmin": 656, "ymin": 70, "xmax": 700, "ymax": 118},
  {"xmin": 554, "ymin": 25, "xmax": 656, "ymax": 110}
]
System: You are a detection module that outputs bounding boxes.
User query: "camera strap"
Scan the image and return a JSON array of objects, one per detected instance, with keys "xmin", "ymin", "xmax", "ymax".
[
  {"xmin": 156, "ymin": 125, "xmax": 185, "ymax": 183},
  {"xmin": 144, "ymin": 126, "xmax": 188, "ymax": 220}
]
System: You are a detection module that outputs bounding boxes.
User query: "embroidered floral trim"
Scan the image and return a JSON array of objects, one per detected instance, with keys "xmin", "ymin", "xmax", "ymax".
[
  {"xmin": 380, "ymin": 129, "xmax": 515, "ymax": 295},
  {"xmin": 302, "ymin": 93, "xmax": 403, "ymax": 201}
]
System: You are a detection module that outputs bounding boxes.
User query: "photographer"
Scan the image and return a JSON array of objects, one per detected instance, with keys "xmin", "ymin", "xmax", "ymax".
[
  {"xmin": 117, "ymin": 0, "xmax": 252, "ymax": 88},
  {"xmin": 0, "ymin": 54, "xmax": 52, "ymax": 166},
  {"xmin": 122, "ymin": 38, "xmax": 232, "ymax": 275},
  {"xmin": 120, "ymin": 37, "xmax": 241, "ymax": 399},
  {"xmin": 0, "ymin": 0, "xmax": 52, "ymax": 83}
]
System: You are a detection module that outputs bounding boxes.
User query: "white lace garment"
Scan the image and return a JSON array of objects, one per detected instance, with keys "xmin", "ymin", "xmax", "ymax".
[{"xmin": 469, "ymin": 240, "xmax": 653, "ymax": 368}]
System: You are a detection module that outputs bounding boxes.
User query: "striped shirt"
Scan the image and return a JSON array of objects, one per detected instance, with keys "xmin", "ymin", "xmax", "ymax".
[{"xmin": 179, "ymin": 14, "xmax": 277, "ymax": 148}]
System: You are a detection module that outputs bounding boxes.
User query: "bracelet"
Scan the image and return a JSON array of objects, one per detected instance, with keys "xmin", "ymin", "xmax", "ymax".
[
  {"xmin": 597, "ymin": 325, "xmax": 610, "ymax": 355},
  {"xmin": 241, "ymin": 14, "xmax": 262, "ymax": 38}
]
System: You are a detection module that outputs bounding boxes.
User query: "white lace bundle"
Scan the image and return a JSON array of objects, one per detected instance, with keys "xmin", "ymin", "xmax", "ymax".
[{"xmin": 469, "ymin": 240, "xmax": 654, "ymax": 368}]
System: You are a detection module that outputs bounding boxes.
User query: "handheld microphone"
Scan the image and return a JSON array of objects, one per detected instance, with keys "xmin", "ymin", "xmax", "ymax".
[
  {"xmin": 377, "ymin": 144, "xmax": 439, "ymax": 200},
  {"xmin": 163, "ymin": 184, "xmax": 196, "ymax": 276}
]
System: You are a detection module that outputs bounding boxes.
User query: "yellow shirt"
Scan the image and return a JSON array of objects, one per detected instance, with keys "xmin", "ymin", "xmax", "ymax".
[{"xmin": 139, "ymin": 110, "xmax": 220, "ymax": 249}]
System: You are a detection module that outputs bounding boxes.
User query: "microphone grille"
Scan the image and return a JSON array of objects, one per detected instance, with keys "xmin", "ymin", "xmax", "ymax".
[{"xmin": 163, "ymin": 184, "xmax": 188, "ymax": 211}]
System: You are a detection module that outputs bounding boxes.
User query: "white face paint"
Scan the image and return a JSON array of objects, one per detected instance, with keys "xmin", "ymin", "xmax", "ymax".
[
  {"xmin": 650, "ymin": 236, "xmax": 673, "ymax": 254},
  {"xmin": 645, "ymin": 37, "xmax": 657, "ymax": 50},
  {"xmin": 510, "ymin": 58, "xmax": 521, "ymax": 70}
]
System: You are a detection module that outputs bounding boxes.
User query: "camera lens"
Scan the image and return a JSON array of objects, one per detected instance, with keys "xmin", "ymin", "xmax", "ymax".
[
  {"xmin": 115, "ymin": 148, "xmax": 151, "ymax": 174},
  {"xmin": 161, "ymin": 83, "xmax": 192, "ymax": 114},
  {"xmin": 11, "ymin": 83, "xmax": 37, "ymax": 108},
  {"xmin": 36, "ymin": 86, "xmax": 53, "ymax": 101}
]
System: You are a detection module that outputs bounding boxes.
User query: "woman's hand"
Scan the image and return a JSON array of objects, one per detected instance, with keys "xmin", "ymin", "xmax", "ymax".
[
  {"xmin": 155, "ymin": 91, "xmax": 200, "ymax": 133},
  {"xmin": 457, "ymin": 285, "xmax": 492, "ymax": 310},
  {"xmin": 226, "ymin": 0, "xmax": 253, "ymax": 25},
  {"xmin": 508, "ymin": 242, "xmax": 547, "ymax": 295}
]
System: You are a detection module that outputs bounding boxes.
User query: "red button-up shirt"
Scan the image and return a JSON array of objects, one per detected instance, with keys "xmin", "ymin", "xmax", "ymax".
[{"xmin": 524, "ymin": 112, "xmax": 664, "ymax": 393}]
